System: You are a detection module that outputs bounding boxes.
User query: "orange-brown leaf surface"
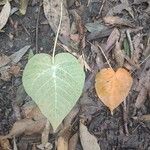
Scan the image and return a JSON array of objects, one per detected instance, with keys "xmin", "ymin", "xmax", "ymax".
[{"xmin": 95, "ymin": 68, "xmax": 133, "ymax": 113}]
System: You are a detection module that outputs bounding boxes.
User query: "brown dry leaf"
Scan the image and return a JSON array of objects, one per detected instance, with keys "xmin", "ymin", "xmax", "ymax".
[
  {"xmin": 105, "ymin": 28, "xmax": 120, "ymax": 52},
  {"xmin": 90, "ymin": 43, "xmax": 104, "ymax": 70},
  {"xmin": 0, "ymin": 1, "xmax": 11, "ymax": 30},
  {"xmin": 43, "ymin": 0, "xmax": 70, "ymax": 46},
  {"xmin": 68, "ymin": 133, "xmax": 78, "ymax": 150},
  {"xmin": 79, "ymin": 122, "xmax": 100, "ymax": 150},
  {"xmin": 131, "ymin": 33, "xmax": 142, "ymax": 64},
  {"xmin": 0, "ymin": 54, "xmax": 10, "ymax": 68},
  {"xmin": 70, "ymin": 34, "xmax": 80, "ymax": 43},
  {"xmin": 107, "ymin": 0, "xmax": 134, "ymax": 18},
  {"xmin": 133, "ymin": 114, "xmax": 150, "ymax": 122},
  {"xmin": 0, "ymin": 67, "xmax": 11, "ymax": 81},
  {"xmin": 0, "ymin": 138, "xmax": 11, "ymax": 150},
  {"xmin": 0, "ymin": 45, "xmax": 30, "ymax": 81},
  {"xmin": 133, "ymin": 0, "xmax": 150, "ymax": 13},
  {"xmin": 57, "ymin": 136, "xmax": 68, "ymax": 150},
  {"xmin": 114, "ymin": 41, "xmax": 125, "ymax": 67},
  {"xmin": 135, "ymin": 60, "xmax": 150, "ymax": 108},
  {"xmin": 37, "ymin": 120, "xmax": 53, "ymax": 150},
  {"xmin": 0, "ymin": 118, "xmax": 47, "ymax": 139},
  {"xmin": 95, "ymin": 68, "xmax": 133, "ymax": 113},
  {"xmin": 9, "ymin": 65, "xmax": 20, "ymax": 76},
  {"xmin": 103, "ymin": 16, "xmax": 135, "ymax": 28},
  {"xmin": 70, "ymin": 10, "xmax": 84, "ymax": 46},
  {"xmin": 57, "ymin": 106, "xmax": 78, "ymax": 150},
  {"xmin": 21, "ymin": 101, "xmax": 46, "ymax": 120}
]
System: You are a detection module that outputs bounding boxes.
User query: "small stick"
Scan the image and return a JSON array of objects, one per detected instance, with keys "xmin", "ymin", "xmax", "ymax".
[
  {"xmin": 52, "ymin": 2, "xmax": 63, "ymax": 64},
  {"xmin": 87, "ymin": 0, "xmax": 92, "ymax": 6},
  {"xmin": 97, "ymin": 44, "xmax": 113, "ymax": 69},
  {"xmin": 99, "ymin": 0, "xmax": 106, "ymax": 15},
  {"xmin": 139, "ymin": 54, "xmax": 150, "ymax": 65},
  {"xmin": 123, "ymin": 100, "xmax": 129, "ymax": 135},
  {"xmin": 35, "ymin": 4, "xmax": 41, "ymax": 53}
]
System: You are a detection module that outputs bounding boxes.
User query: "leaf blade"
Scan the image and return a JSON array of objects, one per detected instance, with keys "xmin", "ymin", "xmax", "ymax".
[
  {"xmin": 23, "ymin": 53, "xmax": 85, "ymax": 130},
  {"xmin": 95, "ymin": 68, "xmax": 133, "ymax": 113}
]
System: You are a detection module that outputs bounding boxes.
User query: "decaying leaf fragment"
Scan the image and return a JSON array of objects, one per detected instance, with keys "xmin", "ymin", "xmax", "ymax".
[
  {"xmin": 19, "ymin": 0, "xmax": 29, "ymax": 15},
  {"xmin": 0, "ymin": 45, "xmax": 30, "ymax": 81},
  {"xmin": 80, "ymin": 122, "xmax": 100, "ymax": 150},
  {"xmin": 114, "ymin": 41, "xmax": 125, "ymax": 67},
  {"xmin": 135, "ymin": 60, "xmax": 150, "ymax": 108},
  {"xmin": 107, "ymin": 0, "xmax": 134, "ymax": 18},
  {"xmin": 0, "ymin": 0, "xmax": 11, "ymax": 5},
  {"xmin": 0, "ymin": 118, "xmax": 47, "ymax": 139},
  {"xmin": 0, "ymin": 54, "xmax": 10, "ymax": 68},
  {"xmin": 103, "ymin": 16, "xmax": 135, "ymax": 28},
  {"xmin": 0, "ymin": 1, "xmax": 11, "ymax": 30},
  {"xmin": 43, "ymin": 0, "xmax": 70, "ymax": 46},
  {"xmin": 95, "ymin": 68, "xmax": 133, "ymax": 113},
  {"xmin": 105, "ymin": 28, "xmax": 120, "ymax": 52}
]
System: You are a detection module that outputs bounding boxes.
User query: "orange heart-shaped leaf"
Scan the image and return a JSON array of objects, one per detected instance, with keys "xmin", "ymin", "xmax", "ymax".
[{"xmin": 95, "ymin": 68, "xmax": 133, "ymax": 113}]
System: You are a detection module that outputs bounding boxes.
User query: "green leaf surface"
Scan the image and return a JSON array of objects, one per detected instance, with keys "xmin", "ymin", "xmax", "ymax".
[
  {"xmin": 22, "ymin": 53, "xmax": 85, "ymax": 131},
  {"xmin": 123, "ymin": 38, "xmax": 130, "ymax": 57}
]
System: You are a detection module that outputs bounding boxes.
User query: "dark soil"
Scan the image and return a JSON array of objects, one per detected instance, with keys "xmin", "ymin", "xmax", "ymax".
[{"xmin": 0, "ymin": 0, "xmax": 150, "ymax": 150}]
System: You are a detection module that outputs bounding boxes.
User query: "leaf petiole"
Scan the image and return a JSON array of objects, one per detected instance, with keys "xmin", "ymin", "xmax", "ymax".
[{"xmin": 52, "ymin": 2, "xmax": 63, "ymax": 64}]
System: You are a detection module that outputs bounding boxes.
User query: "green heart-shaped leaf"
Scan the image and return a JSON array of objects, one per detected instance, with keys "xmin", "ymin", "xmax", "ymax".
[{"xmin": 22, "ymin": 53, "xmax": 85, "ymax": 131}]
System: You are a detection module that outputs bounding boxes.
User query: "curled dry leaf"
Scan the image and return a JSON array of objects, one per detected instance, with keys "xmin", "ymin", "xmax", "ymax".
[
  {"xmin": 131, "ymin": 33, "xmax": 142, "ymax": 64},
  {"xmin": 105, "ymin": 28, "xmax": 120, "ymax": 52},
  {"xmin": 0, "ymin": 118, "xmax": 47, "ymax": 139},
  {"xmin": 95, "ymin": 68, "xmax": 133, "ymax": 113},
  {"xmin": 43, "ymin": 0, "xmax": 70, "ymax": 46},
  {"xmin": 103, "ymin": 16, "xmax": 135, "ymax": 28},
  {"xmin": 107, "ymin": 0, "xmax": 134, "ymax": 18},
  {"xmin": 0, "ymin": 1, "xmax": 11, "ymax": 30},
  {"xmin": 80, "ymin": 122, "xmax": 100, "ymax": 150},
  {"xmin": 114, "ymin": 41, "xmax": 124, "ymax": 67}
]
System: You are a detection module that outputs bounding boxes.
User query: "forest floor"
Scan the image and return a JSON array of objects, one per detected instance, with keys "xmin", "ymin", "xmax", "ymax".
[{"xmin": 0, "ymin": 0, "xmax": 150, "ymax": 149}]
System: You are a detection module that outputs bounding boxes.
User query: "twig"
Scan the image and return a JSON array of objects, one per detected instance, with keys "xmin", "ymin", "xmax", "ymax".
[
  {"xmin": 126, "ymin": 30, "xmax": 134, "ymax": 56},
  {"xmin": 20, "ymin": 20, "xmax": 30, "ymax": 36},
  {"xmin": 36, "ymin": 4, "xmax": 41, "ymax": 53},
  {"xmin": 139, "ymin": 54, "xmax": 150, "ymax": 65},
  {"xmin": 52, "ymin": 2, "xmax": 63, "ymax": 64},
  {"xmin": 87, "ymin": 0, "xmax": 92, "ymax": 6},
  {"xmin": 123, "ymin": 100, "xmax": 129, "ymax": 135},
  {"xmin": 99, "ymin": 0, "xmax": 106, "ymax": 15},
  {"xmin": 97, "ymin": 44, "xmax": 113, "ymax": 69}
]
